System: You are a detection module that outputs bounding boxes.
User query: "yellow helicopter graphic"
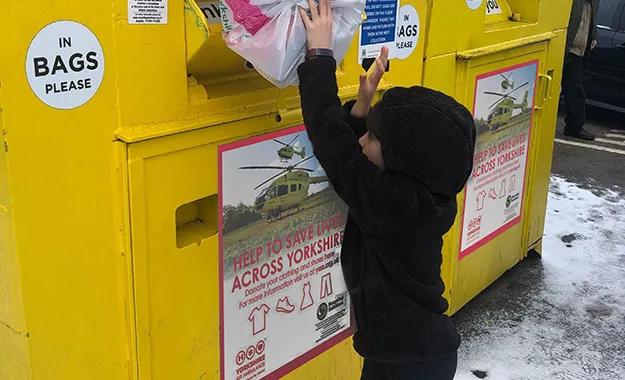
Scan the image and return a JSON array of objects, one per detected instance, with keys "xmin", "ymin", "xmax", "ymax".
[
  {"xmin": 484, "ymin": 81, "xmax": 529, "ymax": 132},
  {"xmin": 500, "ymin": 72, "xmax": 515, "ymax": 92},
  {"xmin": 273, "ymin": 134, "xmax": 306, "ymax": 163},
  {"xmin": 239, "ymin": 155, "xmax": 328, "ymax": 222}
]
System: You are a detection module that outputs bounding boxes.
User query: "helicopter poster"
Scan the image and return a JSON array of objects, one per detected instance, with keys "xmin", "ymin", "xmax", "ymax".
[
  {"xmin": 460, "ymin": 60, "xmax": 538, "ymax": 259},
  {"xmin": 218, "ymin": 125, "xmax": 351, "ymax": 380}
]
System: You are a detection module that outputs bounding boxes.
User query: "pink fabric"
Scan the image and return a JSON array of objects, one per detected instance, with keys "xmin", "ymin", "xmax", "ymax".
[{"xmin": 224, "ymin": 0, "xmax": 270, "ymax": 36}]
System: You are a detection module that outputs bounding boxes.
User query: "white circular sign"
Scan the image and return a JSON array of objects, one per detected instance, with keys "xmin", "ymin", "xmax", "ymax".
[
  {"xmin": 466, "ymin": 0, "xmax": 483, "ymax": 10},
  {"xmin": 395, "ymin": 5, "xmax": 420, "ymax": 60},
  {"xmin": 26, "ymin": 21, "xmax": 104, "ymax": 110}
]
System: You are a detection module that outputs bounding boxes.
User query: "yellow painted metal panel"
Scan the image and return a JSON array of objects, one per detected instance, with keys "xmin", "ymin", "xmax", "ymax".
[
  {"xmin": 426, "ymin": 0, "xmax": 572, "ymax": 57},
  {"xmin": 423, "ymin": 53, "xmax": 457, "ymax": 97},
  {"xmin": 0, "ymin": 1, "xmax": 132, "ymax": 379},
  {"xmin": 112, "ymin": 1, "xmax": 189, "ymax": 127},
  {"xmin": 523, "ymin": 30, "xmax": 568, "ymax": 253},
  {"xmin": 127, "ymin": 116, "xmax": 363, "ymax": 379},
  {"xmin": 0, "ymin": 163, "xmax": 31, "ymax": 380},
  {"xmin": 0, "ymin": 26, "xmax": 30, "ymax": 380},
  {"xmin": 449, "ymin": 42, "xmax": 550, "ymax": 314}
]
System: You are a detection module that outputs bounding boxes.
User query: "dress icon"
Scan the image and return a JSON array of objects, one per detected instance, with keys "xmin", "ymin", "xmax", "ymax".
[{"xmin": 300, "ymin": 282, "xmax": 314, "ymax": 311}]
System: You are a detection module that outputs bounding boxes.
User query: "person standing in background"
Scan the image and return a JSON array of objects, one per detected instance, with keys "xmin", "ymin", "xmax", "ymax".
[{"xmin": 562, "ymin": 0, "xmax": 599, "ymax": 141}]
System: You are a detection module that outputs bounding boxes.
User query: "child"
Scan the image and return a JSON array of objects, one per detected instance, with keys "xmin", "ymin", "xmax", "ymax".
[{"xmin": 297, "ymin": 0, "xmax": 476, "ymax": 378}]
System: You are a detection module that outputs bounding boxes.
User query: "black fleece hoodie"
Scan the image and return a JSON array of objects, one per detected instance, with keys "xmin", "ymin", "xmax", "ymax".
[{"xmin": 297, "ymin": 56, "xmax": 476, "ymax": 363}]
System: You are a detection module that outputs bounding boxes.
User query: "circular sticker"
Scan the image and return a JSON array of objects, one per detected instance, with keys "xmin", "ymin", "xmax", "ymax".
[
  {"xmin": 317, "ymin": 303, "xmax": 328, "ymax": 321},
  {"xmin": 395, "ymin": 5, "xmax": 420, "ymax": 60},
  {"xmin": 25, "ymin": 20, "xmax": 104, "ymax": 110},
  {"xmin": 466, "ymin": 0, "xmax": 483, "ymax": 10}
]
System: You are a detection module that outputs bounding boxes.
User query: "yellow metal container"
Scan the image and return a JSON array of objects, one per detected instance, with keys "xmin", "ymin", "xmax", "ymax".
[
  {"xmin": 0, "ymin": 0, "xmax": 569, "ymax": 379},
  {"xmin": 423, "ymin": 0, "xmax": 571, "ymax": 314}
]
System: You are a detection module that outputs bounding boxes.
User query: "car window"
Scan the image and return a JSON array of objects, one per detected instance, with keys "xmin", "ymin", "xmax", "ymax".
[
  {"xmin": 619, "ymin": 4, "xmax": 625, "ymax": 31},
  {"xmin": 596, "ymin": 0, "xmax": 621, "ymax": 28}
]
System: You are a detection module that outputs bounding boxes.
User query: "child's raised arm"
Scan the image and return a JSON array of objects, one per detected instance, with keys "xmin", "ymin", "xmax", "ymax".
[
  {"xmin": 298, "ymin": 56, "xmax": 418, "ymax": 234},
  {"xmin": 297, "ymin": 0, "xmax": 419, "ymax": 233}
]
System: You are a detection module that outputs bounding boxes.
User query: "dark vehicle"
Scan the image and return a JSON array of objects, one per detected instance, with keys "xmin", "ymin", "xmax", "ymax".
[{"xmin": 583, "ymin": 0, "xmax": 625, "ymax": 112}]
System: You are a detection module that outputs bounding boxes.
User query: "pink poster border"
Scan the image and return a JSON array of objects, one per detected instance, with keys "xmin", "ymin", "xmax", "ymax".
[
  {"xmin": 218, "ymin": 125, "xmax": 354, "ymax": 380},
  {"xmin": 459, "ymin": 59, "xmax": 540, "ymax": 260}
]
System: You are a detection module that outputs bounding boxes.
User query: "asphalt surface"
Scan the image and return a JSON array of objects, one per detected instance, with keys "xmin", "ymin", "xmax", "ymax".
[
  {"xmin": 551, "ymin": 105, "xmax": 625, "ymax": 193},
  {"xmin": 451, "ymin": 104, "xmax": 625, "ymax": 379}
]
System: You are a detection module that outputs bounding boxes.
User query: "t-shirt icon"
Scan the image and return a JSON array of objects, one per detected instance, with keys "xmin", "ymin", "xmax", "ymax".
[
  {"xmin": 248, "ymin": 304, "xmax": 270, "ymax": 336},
  {"xmin": 476, "ymin": 190, "xmax": 487, "ymax": 211}
]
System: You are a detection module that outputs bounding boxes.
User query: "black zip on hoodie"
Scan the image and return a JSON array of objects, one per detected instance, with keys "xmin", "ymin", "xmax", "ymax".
[{"xmin": 297, "ymin": 56, "xmax": 476, "ymax": 363}]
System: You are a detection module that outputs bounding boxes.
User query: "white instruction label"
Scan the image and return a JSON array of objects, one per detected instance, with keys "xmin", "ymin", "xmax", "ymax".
[
  {"xmin": 485, "ymin": 0, "xmax": 502, "ymax": 15},
  {"xmin": 395, "ymin": 5, "xmax": 419, "ymax": 60},
  {"xmin": 466, "ymin": 0, "xmax": 483, "ymax": 11},
  {"xmin": 129, "ymin": 0, "xmax": 168, "ymax": 24},
  {"xmin": 358, "ymin": 0, "xmax": 400, "ymax": 63},
  {"xmin": 25, "ymin": 21, "xmax": 104, "ymax": 110},
  {"xmin": 197, "ymin": 2, "xmax": 222, "ymax": 24}
]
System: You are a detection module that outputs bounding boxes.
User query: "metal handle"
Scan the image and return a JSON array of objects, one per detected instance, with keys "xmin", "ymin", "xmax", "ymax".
[{"xmin": 535, "ymin": 73, "xmax": 553, "ymax": 110}]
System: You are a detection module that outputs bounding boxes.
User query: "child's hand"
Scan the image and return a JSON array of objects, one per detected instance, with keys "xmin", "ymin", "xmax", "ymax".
[
  {"xmin": 299, "ymin": 0, "xmax": 333, "ymax": 50},
  {"xmin": 351, "ymin": 47, "xmax": 389, "ymax": 118}
]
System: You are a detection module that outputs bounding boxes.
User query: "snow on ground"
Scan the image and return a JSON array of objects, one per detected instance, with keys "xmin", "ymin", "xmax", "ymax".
[{"xmin": 455, "ymin": 176, "xmax": 625, "ymax": 380}]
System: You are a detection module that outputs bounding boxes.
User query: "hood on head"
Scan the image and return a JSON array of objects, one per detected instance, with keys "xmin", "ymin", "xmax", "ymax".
[{"xmin": 372, "ymin": 86, "xmax": 476, "ymax": 196}]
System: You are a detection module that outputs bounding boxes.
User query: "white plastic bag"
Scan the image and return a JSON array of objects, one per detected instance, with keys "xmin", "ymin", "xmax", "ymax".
[{"xmin": 220, "ymin": 0, "xmax": 365, "ymax": 88}]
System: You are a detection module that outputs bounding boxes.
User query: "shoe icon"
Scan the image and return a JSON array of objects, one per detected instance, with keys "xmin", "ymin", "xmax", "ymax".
[{"xmin": 276, "ymin": 297, "xmax": 295, "ymax": 314}]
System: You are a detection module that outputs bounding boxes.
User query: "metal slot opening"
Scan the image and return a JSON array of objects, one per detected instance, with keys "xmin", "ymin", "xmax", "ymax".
[
  {"xmin": 176, "ymin": 194, "xmax": 218, "ymax": 248},
  {"xmin": 485, "ymin": 0, "xmax": 539, "ymax": 28}
]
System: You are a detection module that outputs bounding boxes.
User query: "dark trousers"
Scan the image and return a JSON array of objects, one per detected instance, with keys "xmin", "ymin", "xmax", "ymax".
[
  {"xmin": 562, "ymin": 52, "xmax": 586, "ymax": 134},
  {"xmin": 361, "ymin": 351, "xmax": 458, "ymax": 380}
]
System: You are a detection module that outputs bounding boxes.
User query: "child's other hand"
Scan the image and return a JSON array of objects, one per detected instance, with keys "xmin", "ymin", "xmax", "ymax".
[
  {"xmin": 299, "ymin": 0, "xmax": 333, "ymax": 50},
  {"xmin": 351, "ymin": 46, "xmax": 389, "ymax": 118},
  {"xmin": 359, "ymin": 47, "xmax": 389, "ymax": 105}
]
